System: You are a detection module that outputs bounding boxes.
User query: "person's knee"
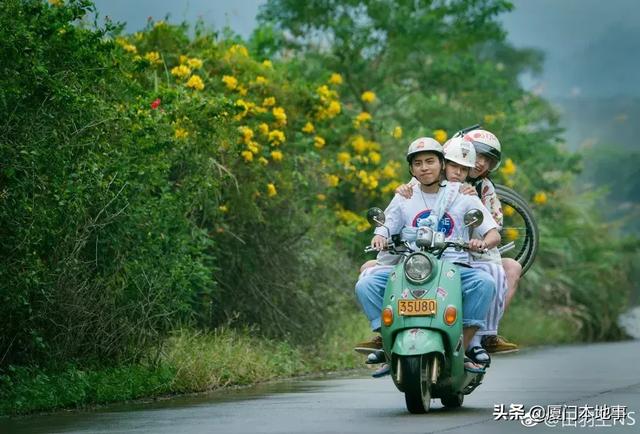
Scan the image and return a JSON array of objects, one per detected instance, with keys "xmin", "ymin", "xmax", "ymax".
[
  {"xmin": 355, "ymin": 277, "xmax": 373, "ymax": 298},
  {"xmin": 476, "ymin": 270, "xmax": 496, "ymax": 294},
  {"xmin": 359, "ymin": 259, "xmax": 377, "ymax": 273},
  {"xmin": 502, "ymin": 258, "xmax": 522, "ymax": 279}
]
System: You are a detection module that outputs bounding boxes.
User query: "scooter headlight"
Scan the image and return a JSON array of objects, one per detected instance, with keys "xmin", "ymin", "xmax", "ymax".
[{"xmin": 404, "ymin": 253, "xmax": 433, "ymax": 283}]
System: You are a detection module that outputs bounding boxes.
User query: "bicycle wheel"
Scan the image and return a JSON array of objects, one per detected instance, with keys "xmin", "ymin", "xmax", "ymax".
[{"xmin": 494, "ymin": 184, "xmax": 539, "ymax": 275}]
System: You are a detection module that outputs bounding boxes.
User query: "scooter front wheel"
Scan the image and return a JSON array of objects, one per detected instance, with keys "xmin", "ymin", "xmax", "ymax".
[
  {"xmin": 401, "ymin": 355, "xmax": 431, "ymax": 414},
  {"xmin": 441, "ymin": 392, "xmax": 464, "ymax": 408}
]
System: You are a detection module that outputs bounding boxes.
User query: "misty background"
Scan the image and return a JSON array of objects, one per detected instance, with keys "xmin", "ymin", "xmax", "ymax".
[{"xmin": 92, "ymin": 0, "xmax": 639, "ymax": 230}]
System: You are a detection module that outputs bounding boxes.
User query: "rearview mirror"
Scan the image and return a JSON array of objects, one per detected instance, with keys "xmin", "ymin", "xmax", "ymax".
[
  {"xmin": 463, "ymin": 209, "xmax": 484, "ymax": 229},
  {"xmin": 366, "ymin": 207, "xmax": 386, "ymax": 227}
]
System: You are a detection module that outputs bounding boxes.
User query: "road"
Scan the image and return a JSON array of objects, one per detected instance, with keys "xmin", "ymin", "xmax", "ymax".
[{"xmin": 2, "ymin": 340, "xmax": 639, "ymax": 434}]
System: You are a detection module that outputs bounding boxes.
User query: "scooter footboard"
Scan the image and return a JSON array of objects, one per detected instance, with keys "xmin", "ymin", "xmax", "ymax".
[{"xmin": 391, "ymin": 328, "xmax": 445, "ymax": 356}]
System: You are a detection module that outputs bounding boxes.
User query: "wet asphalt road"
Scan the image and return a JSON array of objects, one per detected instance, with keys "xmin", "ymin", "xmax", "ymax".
[{"xmin": 2, "ymin": 340, "xmax": 639, "ymax": 434}]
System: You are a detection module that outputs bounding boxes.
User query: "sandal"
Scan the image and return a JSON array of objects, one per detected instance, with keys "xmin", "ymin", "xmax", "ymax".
[
  {"xmin": 464, "ymin": 357, "xmax": 486, "ymax": 374},
  {"xmin": 372, "ymin": 363, "xmax": 391, "ymax": 378},
  {"xmin": 366, "ymin": 350, "xmax": 386, "ymax": 365},
  {"xmin": 466, "ymin": 345, "xmax": 491, "ymax": 367}
]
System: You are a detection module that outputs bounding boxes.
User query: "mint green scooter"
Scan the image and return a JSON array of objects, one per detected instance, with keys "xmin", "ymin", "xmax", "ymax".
[{"xmin": 365, "ymin": 207, "xmax": 488, "ymax": 414}]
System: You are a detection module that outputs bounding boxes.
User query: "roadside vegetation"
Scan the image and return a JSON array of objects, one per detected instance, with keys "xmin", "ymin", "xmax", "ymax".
[{"xmin": 1, "ymin": 0, "xmax": 636, "ymax": 415}]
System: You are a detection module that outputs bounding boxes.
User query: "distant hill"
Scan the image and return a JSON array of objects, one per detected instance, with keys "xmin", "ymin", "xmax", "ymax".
[{"xmin": 553, "ymin": 96, "xmax": 640, "ymax": 151}]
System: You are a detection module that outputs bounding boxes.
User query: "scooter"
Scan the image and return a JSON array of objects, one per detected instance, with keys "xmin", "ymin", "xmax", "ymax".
[{"xmin": 363, "ymin": 207, "xmax": 490, "ymax": 414}]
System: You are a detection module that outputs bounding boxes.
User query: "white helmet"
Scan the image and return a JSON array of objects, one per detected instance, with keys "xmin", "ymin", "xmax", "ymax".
[
  {"xmin": 464, "ymin": 129, "xmax": 502, "ymax": 171},
  {"xmin": 443, "ymin": 136, "xmax": 476, "ymax": 168},
  {"xmin": 406, "ymin": 137, "xmax": 443, "ymax": 163}
]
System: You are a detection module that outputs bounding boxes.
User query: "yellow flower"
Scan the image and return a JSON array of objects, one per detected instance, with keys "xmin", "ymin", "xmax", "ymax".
[
  {"xmin": 335, "ymin": 209, "xmax": 370, "ymax": 232},
  {"xmin": 222, "ymin": 75, "xmax": 238, "ymax": 90},
  {"xmin": 268, "ymin": 130, "xmax": 286, "ymax": 145},
  {"xmin": 381, "ymin": 180, "xmax": 402, "ymax": 194},
  {"xmin": 502, "ymin": 205, "xmax": 515, "ymax": 217},
  {"xmin": 186, "ymin": 75, "xmax": 205, "ymax": 91},
  {"xmin": 241, "ymin": 150, "xmax": 254, "ymax": 162},
  {"xmin": 238, "ymin": 126, "xmax": 254, "ymax": 143},
  {"xmin": 368, "ymin": 151, "xmax": 381, "ymax": 165},
  {"xmin": 174, "ymin": 128, "xmax": 189, "ymax": 140},
  {"xmin": 262, "ymin": 59, "xmax": 273, "ymax": 69},
  {"xmin": 351, "ymin": 135, "xmax": 368, "ymax": 154},
  {"xmin": 247, "ymin": 141, "xmax": 260, "ymax": 154},
  {"xmin": 144, "ymin": 51, "xmax": 161, "ymax": 64},
  {"xmin": 263, "ymin": 96, "xmax": 276, "ymax": 107},
  {"xmin": 433, "ymin": 129, "xmax": 448, "ymax": 144},
  {"xmin": 271, "ymin": 150, "xmax": 283, "ymax": 161},
  {"xmin": 258, "ymin": 123, "xmax": 269, "ymax": 136},
  {"xmin": 187, "ymin": 58, "xmax": 203, "ymax": 69},
  {"xmin": 258, "ymin": 157, "xmax": 269, "ymax": 166},
  {"xmin": 314, "ymin": 136, "xmax": 326, "ymax": 149},
  {"xmin": 357, "ymin": 169, "xmax": 379, "ymax": 190},
  {"xmin": 302, "ymin": 122, "xmax": 315, "ymax": 134},
  {"xmin": 255, "ymin": 76, "xmax": 268, "ymax": 85},
  {"xmin": 484, "ymin": 114, "xmax": 497, "ymax": 125},
  {"xmin": 226, "ymin": 44, "xmax": 249, "ymax": 58},
  {"xmin": 329, "ymin": 73, "xmax": 343, "ymax": 85},
  {"xmin": 337, "ymin": 152, "xmax": 351, "ymax": 165},
  {"xmin": 179, "ymin": 55, "xmax": 188, "ymax": 64},
  {"xmin": 354, "ymin": 112, "xmax": 372, "ymax": 127},
  {"xmin": 361, "ymin": 91, "xmax": 376, "ymax": 103},
  {"xmin": 325, "ymin": 174, "xmax": 340, "ymax": 187},
  {"xmin": 392, "ymin": 126, "xmax": 403, "ymax": 139},
  {"xmin": 500, "ymin": 158, "xmax": 517, "ymax": 177},
  {"xmin": 316, "ymin": 85, "xmax": 332, "ymax": 99},
  {"xmin": 316, "ymin": 193, "xmax": 327, "ymax": 201},
  {"xmin": 382, "ymin": 161, "xmax": 400, "ymax": 179},
  {"xmin": 235, "ymin": 99, "xmax": 249, "ymax": 120},
  {"xmin": 48, "ymin": 0, "xmax": 63, "ymax": 6},
  {"xmin": 267, "ymin": 183, "xmax": 277, "ymax": 197},
  {"xmin": 533, "ymin": 192, "xmax": 548, "ymax": 205},
  {"xmin": 171, "ymin": 64, "xmax": 191, "ymax": 78},
  {"xmin": 218, "ymin": 204, "xmax": 229, "ymax": 213},
  {"xmin": 326, "ymin": 100, "xmax": 341, "ymax": 117},
  {"xmin": 123, "ymin": 44, "xmax": 137, "ymax": 54},
  {"xmin": 272, "ymin": 106, "xmax": 287, "ymax": 125},
  {"xmin": 504, "ymin": 227, "xmax": 519, "ymax": 241}
]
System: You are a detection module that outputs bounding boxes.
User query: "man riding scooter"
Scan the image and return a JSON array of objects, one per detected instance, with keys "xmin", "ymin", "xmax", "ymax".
[{"xmin": 354, "ymin": 137, "xmax": 500, "ymax": 376}]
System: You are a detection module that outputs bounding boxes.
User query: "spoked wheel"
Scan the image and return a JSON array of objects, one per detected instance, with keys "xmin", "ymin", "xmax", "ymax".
[
  {"xmin": 495, "ymin": 184, "xmax": 539, "ymax": 275},
  {"xmin": 440, "ymin": 392, "xmax": 464, "ymax": 408},
  {"xmin": 401, "ymin": 355, "xmax": 431, "ymax": 414}
]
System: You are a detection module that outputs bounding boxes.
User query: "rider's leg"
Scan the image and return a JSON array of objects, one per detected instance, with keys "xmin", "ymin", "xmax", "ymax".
[
  {"xmin": 458, "ymin": 267, "xmax": 495, "ymax": 349},
  {"xmin": 359, "ymin": 259, "xmax": 378, "ymax": 273},
  {"xmin": 354, "ymin": 270, "xmax": 392, "ymax": 332},
  {"xmin": 502, "ymin": 258, "xmax": 522, "ymax": 311}
]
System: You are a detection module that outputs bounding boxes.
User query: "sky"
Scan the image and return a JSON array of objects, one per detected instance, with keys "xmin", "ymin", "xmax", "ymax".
[{"xmin": 92, "ymin": 0, "xmax": 640, "ymax": 148}]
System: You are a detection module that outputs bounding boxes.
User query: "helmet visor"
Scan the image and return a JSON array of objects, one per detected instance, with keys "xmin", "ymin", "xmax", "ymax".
[{"xmin": 471, "ymin": 141, "xmax": 501, "ymax": 163}]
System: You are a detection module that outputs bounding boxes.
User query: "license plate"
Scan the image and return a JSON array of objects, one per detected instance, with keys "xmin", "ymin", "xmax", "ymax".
[{"xmin": 398, "ymin": 299, "xmax": 437, "ymax": 316}]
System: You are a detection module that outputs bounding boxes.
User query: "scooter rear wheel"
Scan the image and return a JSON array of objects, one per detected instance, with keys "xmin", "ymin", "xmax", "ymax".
[
  {"xmin": 495, "ymin": 184, "xmax": 539, "ymax": 275},
  {"xmin": 401, "ymin": 355, "xmax": 431, "ymax": 414}
]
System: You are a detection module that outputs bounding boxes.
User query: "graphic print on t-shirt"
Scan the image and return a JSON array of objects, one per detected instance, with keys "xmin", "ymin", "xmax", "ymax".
[{"xmin": 412, "ymin": 209, "xmax": 455, "ymax": 237}]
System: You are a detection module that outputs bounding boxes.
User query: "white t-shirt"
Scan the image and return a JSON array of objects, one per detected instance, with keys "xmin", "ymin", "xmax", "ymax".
[{"xmin": 374, "ymin": 182, "xmax": 498, "ymax": 264}]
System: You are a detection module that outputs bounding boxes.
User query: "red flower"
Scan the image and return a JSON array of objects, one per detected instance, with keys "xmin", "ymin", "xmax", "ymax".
[{"xmin": 150, "ymin": 98, "xmax": 161, "ymax": 110}]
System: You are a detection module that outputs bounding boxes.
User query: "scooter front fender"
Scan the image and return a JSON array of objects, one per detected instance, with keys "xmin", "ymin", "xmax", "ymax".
[{"xmin": 391, "ymin": 328, "xmax": 444, "ymax": 357}]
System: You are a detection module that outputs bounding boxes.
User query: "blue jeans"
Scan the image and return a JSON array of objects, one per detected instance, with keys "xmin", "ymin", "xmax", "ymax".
[{"xmin": 355, "ymin": 267, "xmax": 495, "ymax": 331}]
